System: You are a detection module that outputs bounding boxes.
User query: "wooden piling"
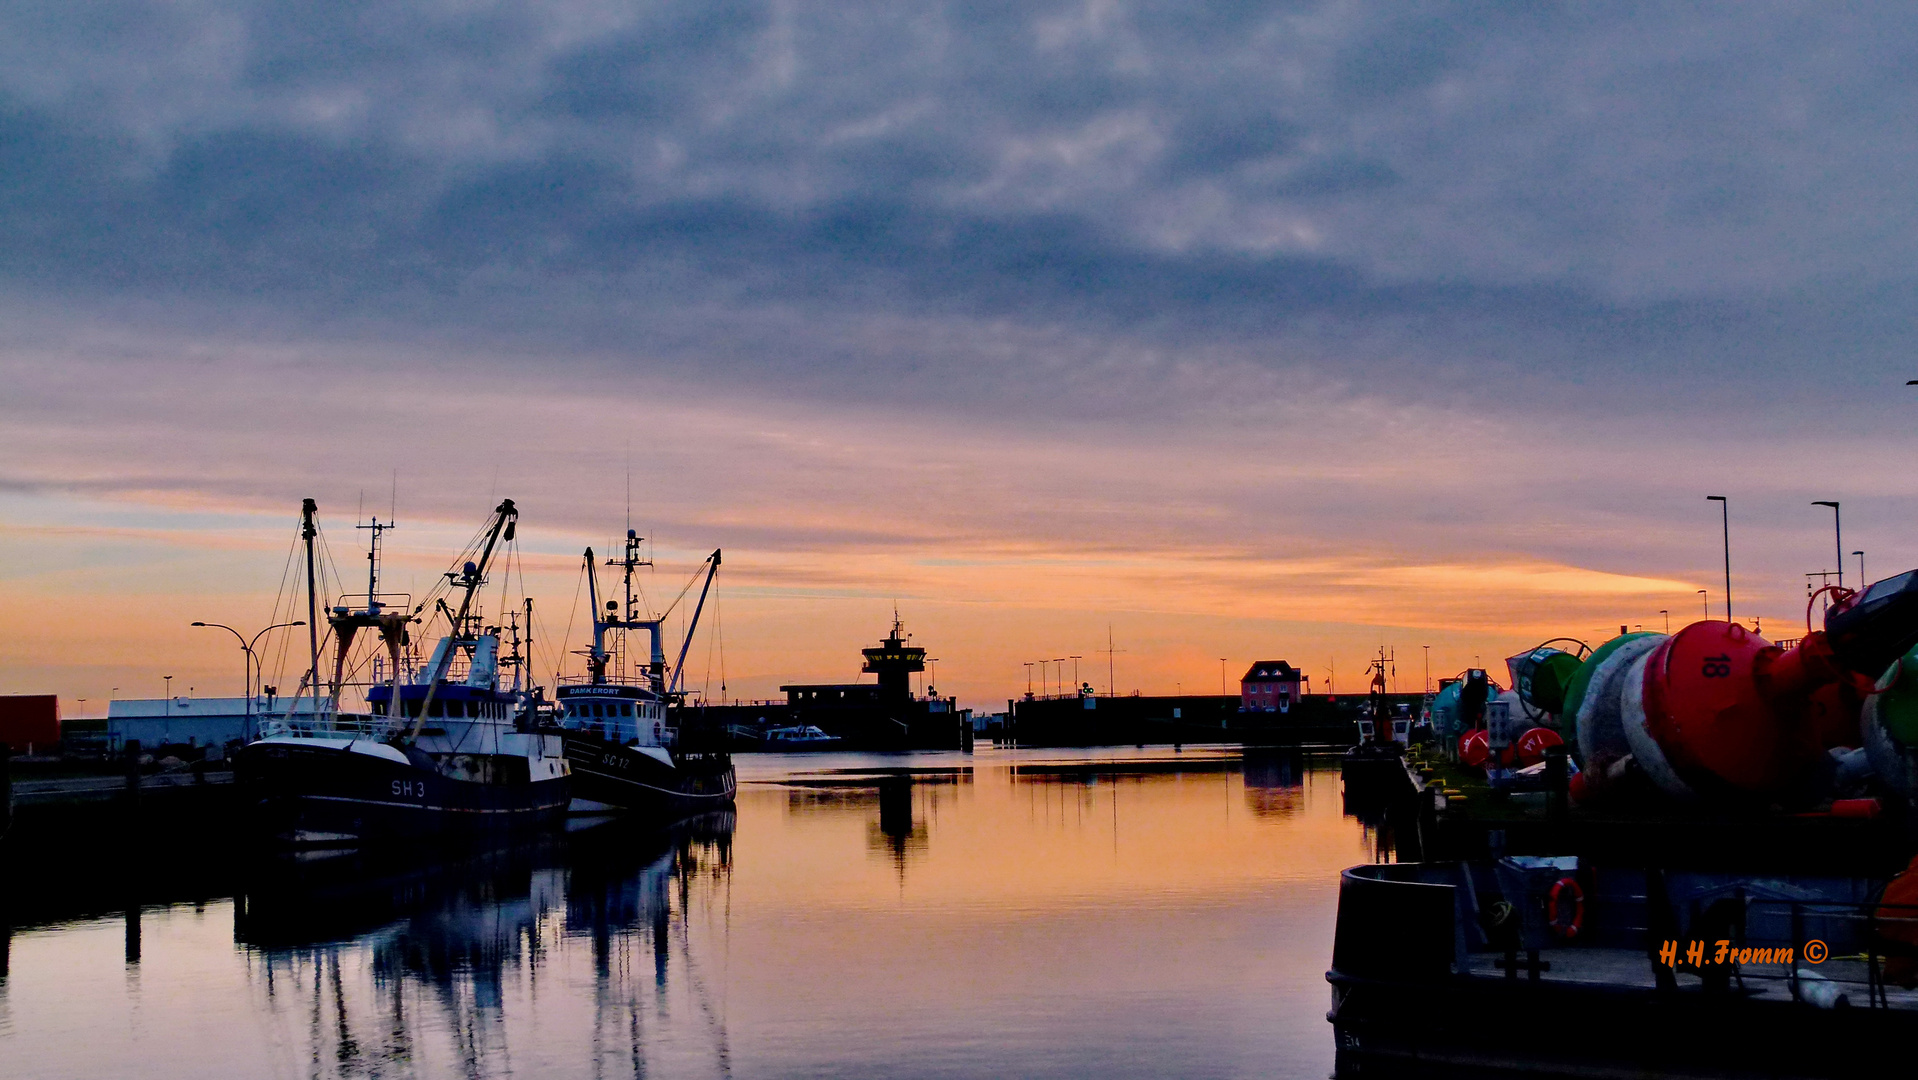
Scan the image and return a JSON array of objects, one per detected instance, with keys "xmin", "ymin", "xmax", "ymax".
[
  {"xmin": 123, "ymin": 738, "xmax": 142, "ymax": 811},
  {"xmin": 1, "ymin": 741, "xmax": 12, "ymax": 842},
  {"xmin": 1545, "ymin": 744, "xmax": 1568, "ymax": 825}
]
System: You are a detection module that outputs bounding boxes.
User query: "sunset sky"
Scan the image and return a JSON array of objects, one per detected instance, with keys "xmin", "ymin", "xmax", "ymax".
[{"xmin": 6, "ymin": 2, "xmax": 1918, "ymax": 712}]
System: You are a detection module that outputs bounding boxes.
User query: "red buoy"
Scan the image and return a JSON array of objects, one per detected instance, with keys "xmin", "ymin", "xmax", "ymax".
[
  {"xmin": 1637, "ymin": 621, "xmax": 1827, "ymax": 798},
  {"xmin": 1460, "ymin": 729, "xmax": 1490, "ymax": 767},
  {"xmin": 1514, "ymin": 726, "xmax": 1563, "ymax": 767}
]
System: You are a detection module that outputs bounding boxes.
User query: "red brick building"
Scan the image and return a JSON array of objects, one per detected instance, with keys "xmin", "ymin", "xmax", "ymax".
[
  {"xmin": 1240, "ymin": 661, "xmax": 1303, "ymax": 712},
  {"xmin": 0, "ymin": 694, "xmax": 60, "ymax": 754}
]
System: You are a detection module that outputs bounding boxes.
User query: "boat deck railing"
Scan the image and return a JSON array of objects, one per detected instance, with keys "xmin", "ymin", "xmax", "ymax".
[
  {"xmin": 257, "ymin": 715, "xmax": 408, "ymax": 742},
  {"xmin": 1720, "ymin": 897, "xmax": 1918, "ymax": 1009},
  {"xmin": 1338, "ymin": 863, "xmax": 1918, "ymax": 1010}
]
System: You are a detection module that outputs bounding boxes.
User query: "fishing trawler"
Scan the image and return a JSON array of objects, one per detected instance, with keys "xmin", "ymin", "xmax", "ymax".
[
  {"xmin": 235, "ymin": 498, "xmax": 571, "ymax": 845},
  {"xmin": 550, "ymin": 531, "xmax": 735, "ymax": 819}
]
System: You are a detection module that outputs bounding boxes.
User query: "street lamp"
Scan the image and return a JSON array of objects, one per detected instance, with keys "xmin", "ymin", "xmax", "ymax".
[
  {"xmin": 163, "ymin": 676, "xmax": 173, "ymax": 714},
  {"xmin": 1219, "ymin": 658, "xmax": 1228, "ymax": 699},
  {"xmin": 1422, "ymin": 645, "xmax": 1430, "ymax": 693},
  {"xmin": 1659, "ymin": 610, "xmax": 1669, "ymax": 634},
  {"xmin": 192, "ymin": 620, "xmax": 306, "ymax": 724},
  {"xmin": 1706, "ymin": 496, "xmax": 1731, "ymax": 623},
  {"xmin": 1698, "ymin": 590, "xmax": 1709, "ymax": 619},
  {"xmin": 1812, "ymin": 501, "xmax": 1843, "ymax": 591},
  {"xmin": 1855, "ymin": 550, "xmax": 1866, "ymax": 584}
]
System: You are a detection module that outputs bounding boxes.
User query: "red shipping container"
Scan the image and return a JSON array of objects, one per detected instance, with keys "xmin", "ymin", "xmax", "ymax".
[{"xmin": 0, "ymin": 695, "xmax": 61, "ymax": 754}]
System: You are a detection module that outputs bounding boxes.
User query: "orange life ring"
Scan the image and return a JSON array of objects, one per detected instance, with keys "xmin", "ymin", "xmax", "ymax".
[{"xmin": 1547, "ymin": 876, "xmax": 1584, "ymax": 940}]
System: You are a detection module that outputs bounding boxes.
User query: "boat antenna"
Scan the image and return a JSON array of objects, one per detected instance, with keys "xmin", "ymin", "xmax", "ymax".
[{"xmin": 356, "ymin": 514, "xmax": 396, "ymax": 606}]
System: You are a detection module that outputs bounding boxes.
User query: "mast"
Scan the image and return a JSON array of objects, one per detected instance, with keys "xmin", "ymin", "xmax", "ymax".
[
  {"xmin": 585, "ymin": 532, "xmax": 667, "ymax": 692},
  {"xmin": 605, "ymin": 529, "xmax": 654, "ymax": 686},
  {"xmin": 302, "ymin": 499, "xmax": 320, "ymax": 717},
  {"xmin": 403, "ymin": 499, "xmax": 517, "ymax": 742},
  {"xmin": 669, "ymin": 550, "xmax": 722, "ymax": 696},
  {"xmin": 358, "ymin": 515, "xmax": 395, "ymax": 605},
  {"xmin": 584, "ymin": 547, "xmax": 606, "ymax": 684}
]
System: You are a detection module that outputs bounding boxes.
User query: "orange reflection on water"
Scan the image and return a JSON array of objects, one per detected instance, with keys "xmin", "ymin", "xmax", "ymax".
[
  {"xmin": 1, "ymin": 747, "xmax": 1374, "ymax": 1080},
  {"xmin": 729, "ymin": 749, "xmax": 1369, "ymax": 914}
]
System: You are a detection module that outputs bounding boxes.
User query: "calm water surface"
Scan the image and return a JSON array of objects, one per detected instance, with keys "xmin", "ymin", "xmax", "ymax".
[{"xmin": 1, "ymin": 747, "xmax": 1384, "ymax": 1079}]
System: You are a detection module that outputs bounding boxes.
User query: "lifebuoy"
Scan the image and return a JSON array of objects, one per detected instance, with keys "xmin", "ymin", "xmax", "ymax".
[{"xmin": 1547, "ymin": 876, "xmax": 1584, "ymax": 940}]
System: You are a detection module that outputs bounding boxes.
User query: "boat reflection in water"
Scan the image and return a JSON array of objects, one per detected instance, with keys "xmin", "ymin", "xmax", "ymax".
[
  {"xmin": 5, "ymin": 748, "xmax": 1385, "ymax": 1080},
  {"xmin": 234, "ymin": 814, "xmax": 734, "ymax": 1077}
]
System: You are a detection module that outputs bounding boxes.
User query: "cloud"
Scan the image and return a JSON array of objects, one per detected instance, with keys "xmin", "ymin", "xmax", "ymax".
[
  {"xmin": 5, "ymin": 3, "xmax": 1917, "ymax": 328},
  {"xmin": 8, "ymin": 2, "xmax": 1918, "ymax": 702}
]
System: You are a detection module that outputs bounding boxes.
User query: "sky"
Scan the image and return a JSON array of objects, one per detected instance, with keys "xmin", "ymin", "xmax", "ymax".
[{"xmin": 6, "ymin": 1, "xmax": 1918, "ymax": 713}]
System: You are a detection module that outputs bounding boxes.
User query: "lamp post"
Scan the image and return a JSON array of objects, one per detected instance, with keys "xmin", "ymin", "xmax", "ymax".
[
  {"xmin": 1219, "ymin": 658, "xmax": 1228, "ymax": 699},
  {"xmin": 1706, "ymin": 496, "xmax": 1731, "ymax": 623},
  {"xmin": 191, "ymin": 620, "xmax": 306, "ymax": 727},
  {"xmin": 1855, "ymin": 550, "xmax": 1866, "ymax": 584},
  {"xmin": 1698, "ymin": 590, "xmax": 1709, "ymax": 619},
  {"xmin": 1053, "ymin": 658, "xmax": 1066, "ymax": 699},
  {"xmin": 1659, "ymin": 610, "xmax": 1669, "ymax": 634},
  {"xmin": 192, "ymin": 621, "xmax": 304, "ymax": 740},
  {"xmin": 1812, "ymin": 501, "xmax": 1843, "ymax": 591},
  {"xmin": 1422, "ymin": 645, "xmax": 1430, "ymax": 693}
]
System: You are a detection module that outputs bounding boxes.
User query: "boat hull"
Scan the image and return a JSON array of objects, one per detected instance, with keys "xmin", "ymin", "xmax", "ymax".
[
  {"xmin": 558, "ymin": 732, "xmax": 736, "ymax": 821},
  {"xmin": 235, "ymin": 739, "xmax": 570, "ymax": 846},
  {"xmin": 1329, "ymin": 968, "xmax": 1905, "ymax": 1080}
]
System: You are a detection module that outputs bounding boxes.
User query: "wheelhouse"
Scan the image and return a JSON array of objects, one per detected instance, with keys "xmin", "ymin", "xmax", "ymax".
[
  {"xmin": 367, "ymin": 683, "xmax": 518, "ymax": 721},
  {"xmin": 556, "ymin": 685, "xmax": 667, "ymax": 747}
]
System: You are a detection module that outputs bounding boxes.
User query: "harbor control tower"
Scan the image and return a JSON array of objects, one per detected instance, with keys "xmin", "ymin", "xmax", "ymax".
[{"xmin": 861, "ymin": 614, "xmax": 926, "ymax": 702}]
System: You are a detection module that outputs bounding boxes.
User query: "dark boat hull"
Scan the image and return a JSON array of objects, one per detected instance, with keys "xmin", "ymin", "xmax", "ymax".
[
  {"xmin": 558, "ymin": 733, "xmax": 736, "ymax": 820},
  {"xmin": 1329, "ymin": 968, "xmax": 1909, "ymax": 1080},
  {"xmin": 235, "ymin": 740, "xmax": 570, "ymax": 845}
]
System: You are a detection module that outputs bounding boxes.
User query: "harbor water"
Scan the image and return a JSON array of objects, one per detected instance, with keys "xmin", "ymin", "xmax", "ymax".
[{"xmin": 0, "ymin": 747, "xmax": 1382, "ymax": 1079}]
